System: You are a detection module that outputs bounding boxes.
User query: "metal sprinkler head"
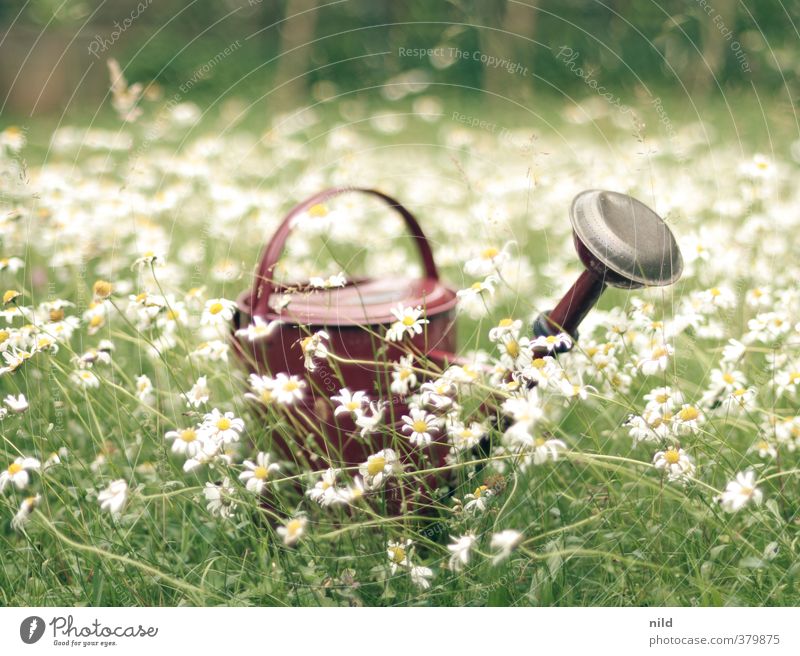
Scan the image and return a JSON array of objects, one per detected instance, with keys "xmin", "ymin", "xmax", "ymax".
[{"xmin": 533, "ymin": 190, "xmax": 683, "ymax": 349}]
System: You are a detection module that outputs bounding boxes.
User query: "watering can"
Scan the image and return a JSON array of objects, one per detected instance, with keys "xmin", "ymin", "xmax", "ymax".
[{"xmin": 233, "ymin": 187, "xmax": 683, "ymax": 474}]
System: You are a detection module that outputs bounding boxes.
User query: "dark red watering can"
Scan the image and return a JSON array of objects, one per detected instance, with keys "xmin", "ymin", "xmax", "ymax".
[{"xmin": 233, "ymin": 187, "xmax": 683, "ymax": 477}]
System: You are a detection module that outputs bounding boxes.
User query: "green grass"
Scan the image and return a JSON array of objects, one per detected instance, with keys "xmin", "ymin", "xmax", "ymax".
[{"xmin": 1, "ymin": 93, "xmax": 799, "ymax": 606}]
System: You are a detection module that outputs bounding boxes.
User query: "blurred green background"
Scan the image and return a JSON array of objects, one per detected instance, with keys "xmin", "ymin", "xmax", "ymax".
[{"xmin": 0, "ymin": 0, "xmax": 796, "ymax": 120}]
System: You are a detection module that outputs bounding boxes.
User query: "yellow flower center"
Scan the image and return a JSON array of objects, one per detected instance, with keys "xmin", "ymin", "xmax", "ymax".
[
  {"xmin": 402, "ymin": 316, "xmax": 415, "ymax": 326},
  {"xmin": 412, "ymin": 419, "xmax": 428, "ymax": 434},
  {"xmin": 49, "ymin": 308, "xmax": 65, "ymax": 322},
  {"xmin": 135, "ymin": 292, "xmax": 148, "ymax": 303},
  {"xmin": 790, "ymin": 372, "xmax": 800, "ymax": 384},
  {"xmin": 217, "ymin": 417, "xmax": 231, "ymax": 431},
  {"xmin": 284, "ymin": 381, "xmax": 299, "ymax": 392},
  {"xmin": 254, "ymin": 466, "xmax": 269, "ymax": 480},
  {"xmin": 664, "ymin": 449, "xmax": 680, "ymax": 465},
  {"xmin": 260, "ymin": 389, "xmax": 273, "ymax": 404},
  {"xmin": 286, "ymin": 519, "xmax": 303, "ymax": 535},
  {"xmin": 473, "ymin": 485, "xmax": 489, "ymax": 498},
  {"xmin": 499, "ymin": 318, "xmax": 513, "ymax": 327},
  {"xmin": 180, "ymin": 429, "xmax": 197, "ymax": 443},
  {"xmin": 308, "ymin": 203, "xmax": 328, "ymax": 217},
  {"xmin": 209, "ymin": 302, "xmax": 224, "ymax": 315},
  {"xmin": 399, "ymin": 370, "xmax": 411, "ymax": 380},
  {"xmin": 710, "ymin": 288, "xmax": 721, "ymax": 297},
  {"xmin": 3, "ymin": 289, "xmax": 20, "ymax": 304},
  {"xmin": 367, "ymin": 456, "xmax": 386, "ymax": 476},
  {"xmin": 505, "ymin": 340, "xmax": 520, "ymax": 358},
  {"xmin": 534, "ymin": 437, "xmax": 546, "ymax": 447},
  {"xmin": 481, "ymin": 247, "xmax": 499, "ymax": 259},
  {"xmin": 757, "ymin": 441, "xmax": 770, "ymax": 452},
  {"xmin": 723, "ymin": 372, "xmax": 735, "ymax": 384},
  {"xmin": 0, "ymin": 330, "xmax": 9, "ymax": 342},
  {"xmin": 346, "ymin": 401, "xmax": 360, "ymax": 411},
  {"xmin": 89, "ymin": 315, "xmax": 103, "ymax": 328},
  {"xmin": 93, "ymin": 280, "xmax": 113, "ymax": 298},
  {"xmin": 678, "ymin": 406, "xmax": 699, "ymax": 422},
  {"xmin": 389, "ymin": 546, "xmax": 406, "ymax": 564},
  {"xmin": 8, "ymin": 462, "xmax": 23, "ymax": 475}
]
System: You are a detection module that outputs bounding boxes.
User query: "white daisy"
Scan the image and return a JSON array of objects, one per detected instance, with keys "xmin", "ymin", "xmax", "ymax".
[
  {"xmin": 97, "ymin": 479, "xmax": 128, "ymax": 515},
  {"xmin": 401, "ymin": 406, "xmax": 441, "ymax": 446},
  {"xmin": 239, "ymin": 452, "xmax": 280, "ymax": 494}
]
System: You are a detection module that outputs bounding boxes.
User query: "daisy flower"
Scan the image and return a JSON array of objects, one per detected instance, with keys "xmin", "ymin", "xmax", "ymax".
[
  {"xmin": 653, "ymin": 447, "xmax": 695, "ymax": 482},
  {"xmin": 12, "ymin": 494, "xmax": 41, "ymax": 531},
  {"xmin": 463, "ymin": 484, "xmax": 493, "ymax": 513},
  {"xmin": 409, "ymin": 565, "xmax": 434, "ymax": 590},
  {"xmin": 749, "ymin": 439, "xmax": 777, "ymax": 460},
  {"xmin": 235, "ymin": 316, "xmax": 278, "ymax": 342},
  {"xmin": 131, "ymin": 249, "xmax": 165, "ymax": 270},
  {"xmin": 355, "ymin": 401, "xmax": 385, "ymax": 437},
  {"xmin": 531, "ymin": 436, "xmax": 566, "ymax": 464},
  {"xmin": 0, "ymin": 456, "xmax": 40, "ymax": 491},
  {"xmin": 165, "ymin": 427, "xmax": 202, "ymax": 457},
  {"xmin": 401, "ymin": 406, "xmax": 441, "ymax": 446},
  {"xmin": 300, "ymin": 330, "xmax": 329, "ymax": 371},
  {"xmin": 72, "ymin": 369, "xmax": 100, "ymax": 388},
  {"xmin": 306, "ymin": 468, "xmax": 346, "ymax": 507},
  {"xmin": 489, "ymin": 317, "xmax": 522, "ymax": 342},
  {"xmin": 309, "ymin": 272, "xmax": 347, "ymax": 289},
  {"xmin": 531, "ymin": 332, "xmax": 572, "ymax": 353},
  {"xmin": 718, "ymin": 470, "xmax": 763, "ymax": 513},
  {"xmin": 204, "ymin": 477, "xmax": 237, "ymax": 519},
  {"xmin": 331, "ymin": 388, "xmax": 367, "ymax": 417},
  {"xmin": 359, "ymin": 449, "xmax": 400, "ymax": 490},
  {"xmin": 182, "ymin": 375, "xmax": 210, "ymax": 408},
  {"xmin": 447, "ymin": 533, "xmax": 476, "ymax": 572},
  {"xmin": 200, "ymin": 409, "xmax": 244, "ymax": 444},
  {"xmin": 447, "ymin": 420, "xmax": 486, "ymax": 452},
  {"xmin": 239, "ymin": 452, "xmax": 280, "ymax": 494},
  {"xmin": 490, "ymin": 529, "xmax": 523, "ymax": 564},
  {"xmin": 386, "ymin": 304, "xmax": 429, "ymax": 342},
  {"xmin": 97, "ymin": 479, "xmax": 128, "ymax": 515},
  {"xmin": 201, "ymin": 298, "xmax": 237, "ymax": 326},
  {"xmin": 272, "ymin": 373, "xmax": 306, "ymax": 405},
  {"xmin": 420, "ymin": 378, "xmax": 456, "ymax": 409},
  {"xmin": 673, "ymin": 404, "xmax": 704, "ymax": 435},
  {"xmin": 387, "ymin": 539, "xmax": 413, "ymax": 572},
  {"xmin": 277, "ymin": 515, "xmax": 307, "ymax": 546},
  {"xmin": 244, "ymin": 373, "xmax": 276, "ymax": 406},
  {"xmin": 135, "ymin": 375, "xmax": 154, "ymax": 404},
  {"xmin": 4, "ymin": 393, "xmax": 28, "ymax": 413},
  {"xmin": 464, "ymin": 243, "xmax": 512, "ymax": 277},
  {"xmin": 391, "ymin": 355, "xmax": 417, "ymax": 395}
]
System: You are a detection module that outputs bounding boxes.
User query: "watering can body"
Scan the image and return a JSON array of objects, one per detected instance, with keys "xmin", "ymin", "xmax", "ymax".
[{"xmin": 233, "ymin": 188, "xmax": 458, "ymax": 470}]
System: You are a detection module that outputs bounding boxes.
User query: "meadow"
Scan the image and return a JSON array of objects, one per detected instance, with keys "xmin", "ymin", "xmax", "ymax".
[{"xmin": 1, "ymin": 80, "xmax": 799, "ymax": 606}]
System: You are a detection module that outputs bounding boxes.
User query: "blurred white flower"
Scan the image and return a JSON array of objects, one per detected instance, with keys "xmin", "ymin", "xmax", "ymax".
[
  {"xmin": 98, "ymin": 479, "xmax": 128, "ymax": 515},
  {"xmin": 490, "ymin": 529, "xmax": 522, "ymax": 564},
  {"xmin": 718, "ymin": 470, "xmax": 762, "ymax": 512}
]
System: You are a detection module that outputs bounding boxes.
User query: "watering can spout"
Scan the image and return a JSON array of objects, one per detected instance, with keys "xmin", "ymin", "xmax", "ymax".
[{"xmin": 533, "ymin": 190, "xmax": 683, "ymax": 349}]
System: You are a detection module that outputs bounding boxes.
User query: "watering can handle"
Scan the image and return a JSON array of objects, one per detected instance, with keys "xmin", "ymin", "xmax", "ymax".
[{"xmin": 250, "ymin": 187, "xmax": 439, "ymax": 317}]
